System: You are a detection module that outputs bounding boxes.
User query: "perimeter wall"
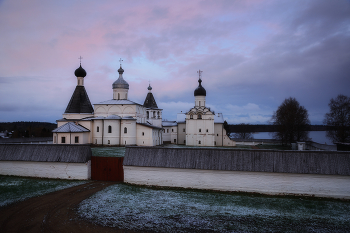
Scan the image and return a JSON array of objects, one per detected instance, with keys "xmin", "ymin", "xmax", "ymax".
[
  {"xmin": 0, "ymin": 144, "xmax": 91, "ymax": 180},
  {"xmin": 123, "ymin": 146, "xmax": 350, "ymax": 199}
]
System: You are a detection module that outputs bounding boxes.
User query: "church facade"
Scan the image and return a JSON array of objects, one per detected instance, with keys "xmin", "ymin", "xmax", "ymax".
[
  {"xmin": 53, "ymin": 63, "xmax": 163, "ymax": 146},
  {"xmin": 53, "ymin": 62, "xmax": 235, "ymax": 147},
  {"xmin": 162, "ymin": 71, "xmax": 235, "ymax": 147}
]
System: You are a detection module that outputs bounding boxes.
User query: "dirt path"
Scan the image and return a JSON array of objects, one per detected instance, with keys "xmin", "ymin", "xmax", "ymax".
[{"xmin": 0, "ymin": 181, "xmax": 137, "ymax": 233}]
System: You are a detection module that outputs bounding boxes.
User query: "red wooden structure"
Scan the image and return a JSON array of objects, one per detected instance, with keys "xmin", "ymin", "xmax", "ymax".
[{"xmin": 91, "ymin": 156, "xmax": 124, "ymax": 181}]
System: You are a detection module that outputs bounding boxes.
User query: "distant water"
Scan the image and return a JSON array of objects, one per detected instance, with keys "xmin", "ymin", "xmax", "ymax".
[{"xmin": 253, "ymin": 131, "xmax": 333, "ymax": 145}]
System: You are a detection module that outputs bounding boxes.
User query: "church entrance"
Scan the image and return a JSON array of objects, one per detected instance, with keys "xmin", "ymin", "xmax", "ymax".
[{"xmin": 91, "ymin": 156, "xmax": 124, "ymax": 181}]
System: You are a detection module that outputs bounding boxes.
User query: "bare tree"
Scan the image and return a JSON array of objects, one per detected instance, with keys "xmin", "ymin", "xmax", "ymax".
[
  {"xmin": 324, "ymin": 94, "xmax": 350, "ymax": 143},
  {"xmin": 232, "ymin": 123, "xmax": 254, "ymax": 139},
  {"xmin": 271, "ymin": 97, "xmax": 310, "ymax": 144}
]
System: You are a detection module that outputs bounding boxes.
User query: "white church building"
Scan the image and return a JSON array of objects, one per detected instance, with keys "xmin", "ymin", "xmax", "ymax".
[{"xmin": 53, "ymin": 62, "xmax": 235, "ymax": 147}]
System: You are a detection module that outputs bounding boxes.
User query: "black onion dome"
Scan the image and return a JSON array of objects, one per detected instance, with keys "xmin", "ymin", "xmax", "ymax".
[
  {"xmin": 194, "ymin": 79, "xmax": 206, "ymax": 96},
  {"xmin": 74, "ymin": 64, "xmax": 87, "ymax": 77}
]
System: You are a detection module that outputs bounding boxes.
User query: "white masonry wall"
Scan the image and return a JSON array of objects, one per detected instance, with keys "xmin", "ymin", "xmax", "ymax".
[
  {"xmin": 124, "ymin": 166, "xmax": 350, "ymax": 199},
  {"xmin": 0, "ymin": 161, "xmax": 91, "ymax": 180}
]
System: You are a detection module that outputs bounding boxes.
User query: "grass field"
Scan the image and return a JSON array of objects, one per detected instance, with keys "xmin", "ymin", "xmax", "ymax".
[
  {"xmin": 78, "ymin": 184, "xmax": 350, "ymax": 232},
  {"xmin": 0, "ymin": 175, "xmax": 87, "ymax": 207}
]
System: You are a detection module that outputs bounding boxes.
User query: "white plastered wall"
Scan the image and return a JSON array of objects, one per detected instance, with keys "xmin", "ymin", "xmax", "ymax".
[
  {"xmin": 136, "ymin": 124, "xmax": 153, "ymax": 146},
  {"xmin": 0, "ymin": 161, "xmax": 91, "ymax": 180},
  {"xmin": 124, "ymin": 166, "xmax": 350, "ymax": 199}
]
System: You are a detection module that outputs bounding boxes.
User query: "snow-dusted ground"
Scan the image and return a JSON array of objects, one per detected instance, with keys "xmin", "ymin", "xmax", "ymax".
[
  {"xmin": 78, "ymin": 184, "xmax": 350, "ymax": 232},
  {"xmin": 0, "ymin": 175, "xmax": 87, "ymax": 207}
]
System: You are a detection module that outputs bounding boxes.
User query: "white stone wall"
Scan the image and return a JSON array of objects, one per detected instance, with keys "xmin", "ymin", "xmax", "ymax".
[
  {"xmin": 124, "ymin": 166, "xmax": 350, "ymax": 199},
  {"xmin": 0, "ymin": 161, "xmax": 91, "ymax": 180},
  {"xmin": 121, "ymin": 119, "xmax": 137, "ymax": 145},
  {"xmin": 136, "ymin": 124, "xmax": 154, "ymax": 146},
  {"xmin": 103, "ymin": 119, "xmax": 121, "ymax": 145},
  {"xmin": 177, "ymin": 123, "xmax": 186, "ymax": 145}
]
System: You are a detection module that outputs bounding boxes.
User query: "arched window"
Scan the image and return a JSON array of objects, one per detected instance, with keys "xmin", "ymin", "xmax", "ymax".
[
  {"xmin": 118, "ymin": 93, "xmax": 120, "ymax": 100},
  {"xmin": 198, "ymin": 114, "xmax": 202, "ymax": 119},
  {"xmin": 147, "ymin": 111, "xmax": 149, "ymax": 119},
  {"xmin": 108, "ymin": 125, "xmax": 112, "ymax": 133},
  {"xmin": 97, "ymin": 126, "xmax": 99, "ymax": 132},
  {"xmin": 124, "ymin": 127, "xmax": 127, "ymax": 134},
  {"xmin": 190, "ymin": 114, "xmax": 193, "ymax": 119}
]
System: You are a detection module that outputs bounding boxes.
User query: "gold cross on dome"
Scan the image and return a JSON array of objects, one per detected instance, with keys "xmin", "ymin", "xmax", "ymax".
[
  {"xmin": 78, "ymin": 56, "xmax": 83, "ymax": 64},
  {"xmin": 119, "ymin": 58, "xmax": 123, "ymax": 67}
]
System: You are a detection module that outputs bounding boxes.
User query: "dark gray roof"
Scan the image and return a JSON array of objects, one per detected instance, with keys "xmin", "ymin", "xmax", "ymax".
[
  {"xmin": 52, "ymin": 122, "xmax": 90, "ymax": 133},
  {"xmin": 137, "ymin": 123, "xmax": 163, "ymax": 130},
  {"xmin": 65, "ymin": 86, "xmax": 94, "ymax": 114},
  {"xmin": 112, "ymin": 66, "xmax": 129, "ymax": 89},
  {"xmin": 143, "ymin": 92, "xmax": 158, "ymax": 108},
  {"xmin": 0, "ymin": 144, "xmax": 91, "ymax": 163}
]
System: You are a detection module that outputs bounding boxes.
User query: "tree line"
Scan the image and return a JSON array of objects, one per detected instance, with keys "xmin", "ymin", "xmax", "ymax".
[
  {"xmin": 0, "ymin": 122, "xmax": 56, "ymax": 138},
  {"xmin": 225, "ymin": 94, "xmax": 350, "ymax": 144}
]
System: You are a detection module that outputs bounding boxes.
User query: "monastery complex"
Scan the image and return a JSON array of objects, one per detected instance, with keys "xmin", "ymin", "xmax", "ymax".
[{"xmin": 53, "ymin": 62, "xmax": 235, "ymax": 147}]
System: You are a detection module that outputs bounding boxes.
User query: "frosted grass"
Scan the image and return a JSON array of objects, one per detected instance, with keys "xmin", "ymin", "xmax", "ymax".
[
  {"xmin": 78, "ymin": 184, "xmax": 350, "ymax": 232},
  {"xmin": 0, "ymin": 175, "xmax": 87, "ymax": 207}
]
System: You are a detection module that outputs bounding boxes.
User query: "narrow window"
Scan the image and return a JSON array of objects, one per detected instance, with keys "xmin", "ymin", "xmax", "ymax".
[
  {"xmin": 147, "ymin": 111, "xmax": 149, "ymax": 119},
  {"xmin": 167, "ymin": 129, "xmax": 169, "ymax": 133},
  {"xmin": 54, "ymin": 136, "xmax": 56, "ymax": 143},
  {"xmin": 108, "ymin": 125, "xmax": 112, "ymax": 133},
  {"xmin": 172, "ymin": 129, "xmax": 174, "ymax": 132},
  {"xmin": 183, "ymin": 128, "xmax": 185, "ymax": 132},
  {"xmin": 198, "ymin": 140, "xmax": 201, "ymax": 144},
  {"xmin": 199, "ymin": 101, "xmax": 201, "ymax": 106},
  {"xmin": 198, "ymin": 114, "xmax": 202, "ymax": 119},
  {"xmin": 61, "ymin": 137, "xmax": 66, "ymax": 143},
  {"xmin": 75, "ymin": 136, "xmax": 79, "ymax": 143},
  {"xmin": 217, "ymin": 134, "xmax": 219, "ymax": 136},
  {"xmin": 142, "ymin": 132, "xmax": 144, "ymax": 136},
  {"xmin": 184, "ymin": 140, "xmax": 186, "ymax": 143},
  {"xmin": 190, "ymin": 115, "xmax": 193, "ymax": 119},
  {"xmin": 108, "ymin": 140, "xmax": 110, "ymax": 144},
  {"xmin": 118, "ymin": 93, "xmax": 120, "ymax": 100},
  {"xmin": 97, "ymin": 126, "xmax": 99, "ymax": 132},
  {"xmin": 199, "ymin": 129, "xmax": 201, "ymax": 133},
  {"xmin": 206, "ymin": 129, "xmax": 209, "ymax": 133},
  {"xmin": 174, "ymin": 139, "xmax": 176, "ymax": 143},
  {"xmin": 124, "ymin": 127, "xmax": 127, "ymax": 134}
]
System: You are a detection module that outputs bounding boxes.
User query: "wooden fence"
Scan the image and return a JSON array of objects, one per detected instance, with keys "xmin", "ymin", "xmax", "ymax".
[{"xmin": 91, "ymin": 156, "xmax": 124, "ymax": 181}]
